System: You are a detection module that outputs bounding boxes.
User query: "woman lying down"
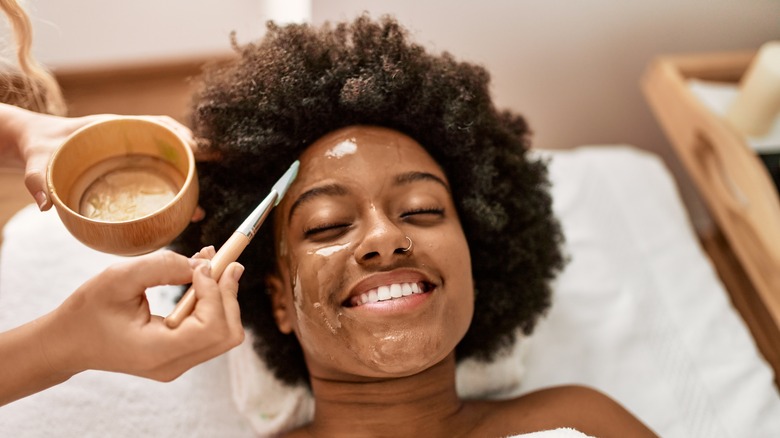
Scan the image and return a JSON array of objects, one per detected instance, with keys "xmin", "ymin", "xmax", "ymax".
[{"xmin": 172, "ymin": 15, "xmax": 657, "ymax": 437}]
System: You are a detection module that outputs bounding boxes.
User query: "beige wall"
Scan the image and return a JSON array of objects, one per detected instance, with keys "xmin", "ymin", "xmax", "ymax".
[
  {"xmin": 27, "ymin": 0, "xmax": 779, "ymax": 153},
  {"xmin": 311, "ymin": 1, "xmax": 780, "ymax": 229},
  {"xmin": 23, "ymin": 0, "xmax": 780, "ymax": 227},
  {"xmin": 313, "ymin": 1, "xmax": 779, "ymax": 154}
]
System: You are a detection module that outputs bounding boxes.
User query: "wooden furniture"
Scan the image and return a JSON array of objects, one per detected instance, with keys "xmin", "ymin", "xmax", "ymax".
[
  {"xmin": 55, "ymin": 54, "xmax": 235, "ymax": 122},
  {"xmin": 642, "ymin": 51, "xmax": 780, "ymax": 387}
]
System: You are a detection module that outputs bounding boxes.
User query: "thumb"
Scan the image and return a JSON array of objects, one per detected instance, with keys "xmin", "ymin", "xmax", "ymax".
[{"xmin": 24, "ymin": 153, "xmax": 51, "ymax": 211}]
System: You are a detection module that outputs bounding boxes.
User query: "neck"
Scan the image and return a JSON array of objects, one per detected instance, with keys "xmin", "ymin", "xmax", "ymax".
[{"xmin": 305, "ymin": 353, "xmax": 467, "ymax": 437}]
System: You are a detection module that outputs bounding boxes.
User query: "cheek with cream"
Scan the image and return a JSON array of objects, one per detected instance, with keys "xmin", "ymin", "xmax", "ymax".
[
  {"xmin": 286, "ymin": 240, "xmax": 361, "ymax": 373},
  {"xmin": 286, "ymin": 236, "xmax": 469, "ymax": 379}
]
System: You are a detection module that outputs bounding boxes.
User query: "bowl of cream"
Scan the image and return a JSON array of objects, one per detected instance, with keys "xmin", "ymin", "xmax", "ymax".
[{"xmin": 47, "ymin": 116, "xmax": 198, "ymax": 256}]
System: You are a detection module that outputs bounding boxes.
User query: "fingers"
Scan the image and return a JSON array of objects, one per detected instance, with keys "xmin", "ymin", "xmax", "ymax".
[
  {"xmin": 20, "ymin": 113, "xmax": 114, "ymax": 212},
  {"xmin": 142, "ymin": 115, "xmax": 219, "ymax": 162},
  {"xmin": 139, "ymin": 262, "xmax": 244, "ymax": 380},
  {"xmin": 183, "ymin": 261, "xmax": 243, "ymax": 347},
  {"xmin": 188, "ymin": 260, "xmax": 242, "ymax": 325},
  {"xmin": 192, "ymin": 245, "xmax": 216, "ymax": 260},
  {"xmin": 105, "ymin": 251, "xmax": 203, "ymax": 300},
  {"xmin": 220, "ymin": 262, "xmax": 243, "ymax": 298},
  {"xmin": 141, "ymin": 115, "xmax": 196, "ymax": 150},
  {"xmin": 23, "ymin": 154, "xmax": 51, "ymax": 211},
  {"xmin": 218, "ymin": 262, "xmax": 244, "ymax": 334},
  {"xmin": 144, "ymin": 322, "xmax": 246, "ymax": 382},
  {"xmin": 191, "ymin": 206, "xmax": 206, "ymax": 223},
  {"xmin": 189, "ymin": 263, "xmax": 223, "ymax": 324},
  {"xmin": 85, "ymin": 246, "xmax": 244, "ymax": 380}
]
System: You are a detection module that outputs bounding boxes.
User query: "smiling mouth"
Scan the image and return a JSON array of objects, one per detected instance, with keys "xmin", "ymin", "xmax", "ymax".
[{"xmin": 345, "ymin": 282, "xmax": 434, "ymax": 307}]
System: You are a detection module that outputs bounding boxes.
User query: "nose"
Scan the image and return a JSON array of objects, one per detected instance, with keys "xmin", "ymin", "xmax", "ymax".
[{"xmin": 354, "ymin": 210, "xmax": 411, "ymax": 266}]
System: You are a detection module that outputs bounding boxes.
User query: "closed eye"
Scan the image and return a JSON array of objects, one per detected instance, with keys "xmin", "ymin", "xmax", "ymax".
[
  {"xmin": 401, "ymin": 208, "xmax": 445, "ymax": 223},
  {"xmin": 304, "ymin": 222, "xmax": 351, "ymax": 240},
  {"xmin": 401, "ymin": 207, "xmax": 444, "ymax": 217}
]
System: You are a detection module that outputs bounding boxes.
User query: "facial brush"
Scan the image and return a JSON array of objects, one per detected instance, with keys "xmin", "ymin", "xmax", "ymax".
[{"xmin": 164, "ymin": 160, "xmax": 299, "ymax": 328}]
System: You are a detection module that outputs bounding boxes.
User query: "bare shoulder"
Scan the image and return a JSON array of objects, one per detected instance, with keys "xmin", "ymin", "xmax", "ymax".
[{"xmin": 469, "ymin": 384, "xmax": 658, "ymax": 437}]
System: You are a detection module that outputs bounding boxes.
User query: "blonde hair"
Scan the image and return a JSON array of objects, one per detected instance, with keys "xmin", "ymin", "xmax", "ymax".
[{"xmin": 1, "ymin": 0, "xmax": 66, "ymax": 115}]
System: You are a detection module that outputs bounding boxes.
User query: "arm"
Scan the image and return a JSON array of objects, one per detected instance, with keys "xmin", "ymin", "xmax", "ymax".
[{"xmin": 0, "ymin": 248, "xmax": 244, "ymax": 407}]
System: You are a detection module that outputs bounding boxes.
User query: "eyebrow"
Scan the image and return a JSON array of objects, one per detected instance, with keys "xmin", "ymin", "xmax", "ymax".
[
  {"xmin": 288, "ymin": 184, "xmax": 349, "ymax": 223},
  {"xmin": 394, "ymin": 171, "xmax": 450, "ymax": 193},
  {"xmin": 287, "ymin": 171, "xmax": 451, "ymax": 223}
]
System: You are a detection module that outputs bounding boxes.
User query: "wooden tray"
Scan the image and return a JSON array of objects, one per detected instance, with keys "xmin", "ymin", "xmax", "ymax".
[{"xmin": 642, "ymin": 51, "xmax": 780, "ymax": 386}]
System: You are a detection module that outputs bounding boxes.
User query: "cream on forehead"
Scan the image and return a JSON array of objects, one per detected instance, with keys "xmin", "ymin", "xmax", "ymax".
[{"xmin": 324, "ymin": 139, "xmax": 358, "ymax": 158}]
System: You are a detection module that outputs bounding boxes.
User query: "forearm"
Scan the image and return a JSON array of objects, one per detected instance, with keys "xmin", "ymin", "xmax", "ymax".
[{"xmin": 0, "ymin": 311, "xmax": 78, "ymax": 406}]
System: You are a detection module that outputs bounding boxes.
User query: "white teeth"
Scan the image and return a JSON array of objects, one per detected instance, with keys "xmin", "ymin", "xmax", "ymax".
[
  {"xmin": 351, "ymin": 282, "xmax": 427, "ymax": 307},
  {"xmin": 377, "ymin": 285, "xmax": 391, "ymax": 301}
]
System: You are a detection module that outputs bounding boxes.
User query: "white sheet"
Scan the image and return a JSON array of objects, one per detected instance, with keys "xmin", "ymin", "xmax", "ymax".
[
  {"xmin": 1, "ymin": 146, "xmax": 778, "ymax": 437},
  {"xmin": 521, "ymin": 146, "xmax": 780, "ymax": 437}
]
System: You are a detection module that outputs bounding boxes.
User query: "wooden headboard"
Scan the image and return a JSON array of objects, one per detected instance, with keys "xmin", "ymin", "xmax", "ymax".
[{"xmin": 54, "ymin": 53, "xmax": 235, "ymax": 123}]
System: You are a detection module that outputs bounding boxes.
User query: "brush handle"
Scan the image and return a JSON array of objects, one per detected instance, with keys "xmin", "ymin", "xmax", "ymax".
[{"xmin": 164, "ymin": 232, "xmax": 250, "ymax": 328}]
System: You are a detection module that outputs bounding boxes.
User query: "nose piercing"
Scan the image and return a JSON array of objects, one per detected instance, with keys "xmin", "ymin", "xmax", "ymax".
[{"xmin": 401, "ymin": 236, "xmax": 413, "ymax": 253}]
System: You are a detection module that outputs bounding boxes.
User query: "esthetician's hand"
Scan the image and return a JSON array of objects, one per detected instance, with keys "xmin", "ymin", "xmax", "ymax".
[
  {"xmin": 0, "ymin": 103, "xmax": 202, "ymax": 219},
  {"xmin": 0, "ymin": 247, "xmax": 244, "ymax": 407},
  {"xmin": 48, "ymin": 247, "xmax": 245, "ymax": 381}
]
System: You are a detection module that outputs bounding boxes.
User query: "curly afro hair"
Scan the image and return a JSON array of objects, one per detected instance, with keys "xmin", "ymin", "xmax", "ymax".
[{"xmin": 171, "ymin": 14, "xmax": 565, "ymax": 387}]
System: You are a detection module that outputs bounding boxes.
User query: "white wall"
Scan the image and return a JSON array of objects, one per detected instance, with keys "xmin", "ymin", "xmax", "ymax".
[{"xmin": 25, "ymin": 0, "xmax": 309, "ymax": 68}]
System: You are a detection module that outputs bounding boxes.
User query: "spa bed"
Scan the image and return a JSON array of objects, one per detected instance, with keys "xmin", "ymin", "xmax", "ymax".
[{"xmin": 1, "ymin": 143, "xmax": 779, "ymax": 436}]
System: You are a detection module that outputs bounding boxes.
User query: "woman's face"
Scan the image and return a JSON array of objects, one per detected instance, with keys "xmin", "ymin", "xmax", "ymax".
[{"xmin": 269, "ymin": 126, "xmax": 474, "ymax": 382}]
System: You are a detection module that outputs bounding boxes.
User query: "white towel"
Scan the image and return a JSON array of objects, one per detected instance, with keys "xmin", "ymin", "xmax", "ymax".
[{"xmin": 509, "ymin": 428, "xmax": 593, "ymax": 438}]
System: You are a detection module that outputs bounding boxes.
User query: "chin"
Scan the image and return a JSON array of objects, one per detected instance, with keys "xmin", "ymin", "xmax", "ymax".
[{"xmin": 361, "ymin": 335, "xmax": 452, "ymax": 376}]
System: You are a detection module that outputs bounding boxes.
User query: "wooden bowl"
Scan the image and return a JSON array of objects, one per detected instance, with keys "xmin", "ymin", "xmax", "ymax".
[{"xmin": 47, "ymin": 117, "xmax": 198, "ymax": 256}]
